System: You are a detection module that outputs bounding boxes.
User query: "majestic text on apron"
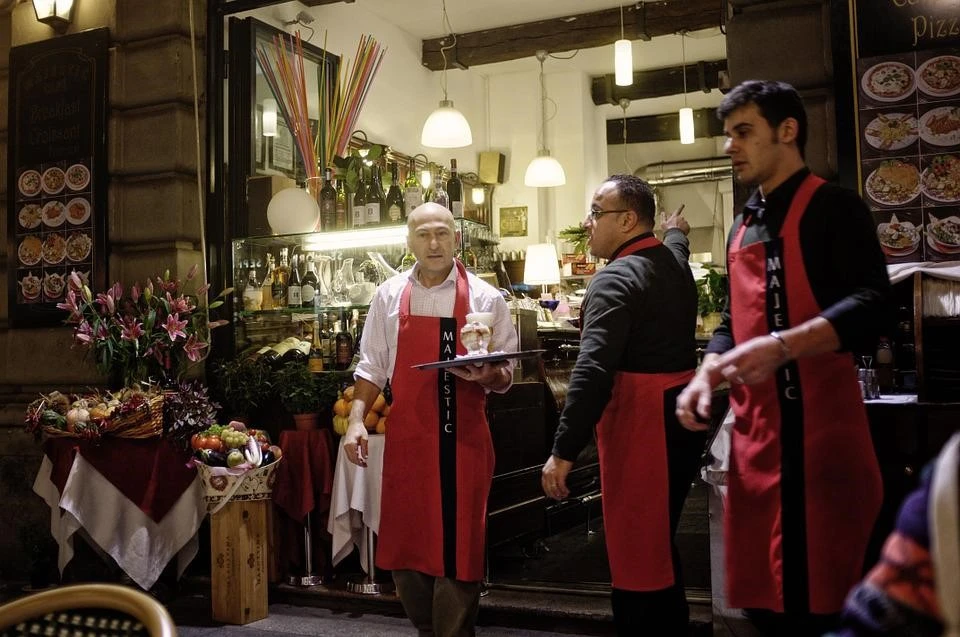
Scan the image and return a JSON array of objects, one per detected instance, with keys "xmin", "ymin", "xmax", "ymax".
[
  {"xmin": 725, "ymin": 174, "xmax": 883, "ymax": 614},
  {"xmin": 376, "ymin": 261, "xmax": 493, "ymax": 582},
  {"xmin": 591, "ymin": 236, "xmax": 697, "ymax": 591}
]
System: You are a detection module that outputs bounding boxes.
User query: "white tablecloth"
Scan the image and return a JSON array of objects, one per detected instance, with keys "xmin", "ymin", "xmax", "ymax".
[
  {"xmin": 33, "ymin": 454, "xmax": 206, "ymax": 590},
  {"xmin": 327, "ymin": 434, "xmax": 385, "ymax": 573}
]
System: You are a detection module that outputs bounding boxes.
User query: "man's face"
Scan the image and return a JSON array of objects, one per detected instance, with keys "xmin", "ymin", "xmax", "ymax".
[
  {"xmin": 722, "ymin": 103, "xmax": 786, "ymax": 189},
  {"xmin": 407, "ymin": 204, "xmax": 458, "ymax": 281},
  {"xmin": 584, "ymin": 181, "xmax": 628, "ymax": 260}
]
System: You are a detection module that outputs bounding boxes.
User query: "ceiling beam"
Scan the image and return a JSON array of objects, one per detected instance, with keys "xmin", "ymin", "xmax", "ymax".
[
  {"xmin": 421, "ymin": 0, "xmax": 721, "ymax": 71},
  {"xmin": 607, "ymin": 107, "xmax": 724, "ymax": 144},
  {"xmin": 592, "ymin": 59, "xmax": 727, "ymax": 105}
]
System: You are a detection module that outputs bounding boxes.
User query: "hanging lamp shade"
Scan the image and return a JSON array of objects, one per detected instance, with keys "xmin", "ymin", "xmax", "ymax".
[
  {"xmin": 421, "ymin": 100, "xmax": 473, "ymax": 148},
  {"xmin": 614, "ymin": 39, "xmax": 633, "ymax": 86},
  {"xmin": 679, "ymin": 107, "xmax": 695, "ymax": 145},
  {"xmin": 525, "ymin": 151, "xmax": 566, "ymax": 188}
]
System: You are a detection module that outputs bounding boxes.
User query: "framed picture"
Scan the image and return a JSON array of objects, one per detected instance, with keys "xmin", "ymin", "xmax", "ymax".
[
  {"xmin": 499, "ymin": 205, "xmax": 528, "ymax": 237},
  {"xmin": 269, "ymin": 118, "xmax": 295, "ymax": 176}
]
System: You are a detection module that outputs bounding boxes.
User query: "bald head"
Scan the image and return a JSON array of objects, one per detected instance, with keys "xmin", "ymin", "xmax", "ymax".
[
  {"xmin": 406, "ymin": 202, "xmax": 459, "ymax": 287},
  {"xmin": 407, "ymin": 202, "xmax": 455, "ymax": 234}
]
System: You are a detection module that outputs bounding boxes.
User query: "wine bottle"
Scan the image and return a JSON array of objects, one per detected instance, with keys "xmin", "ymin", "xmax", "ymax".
[
  {"xmin": 431, "ymin": 168, "xmax": 450, "ymax": 209},
  {"xmin": 386, "ymin": 162, "xmax": 405, "ymax": 224},
  {"xmin": 309, "ymin": 320, "xmax": 325, "ymax": 372},
  {"xmin": 287, "ymin": 253, "xmax": 302, "ymax": 308},
  {"xmin": 447, "ymin": 158, "xmax": 463, "ymax": 218},
  {"xmin": 272, "ymin": 248, "xmax": 290, "ymax": 309},
  {"xmin": 242, "ymin": 269, "xmax": 262, "ymax": 311},
  {"xmin": 260, "ymin": 254, "xmax": 275, "ymax": 311},
  {"xmin": 301, "ymin": 254, "xmax": 318, "ymax": 307},
  {"xmin": 335, "ymin": 176, "xmax": 348, "ymax": 230},
  {"xmin": 334, "ymin": 309, "xmax": 354, "ymax": 371},
  {"xmin": 352, "ymin": 168, "xmax": 367, "ymax": 228},
  {"xmin": 365, "ymin": 164, "xmax": 385, "ymax": 226},
  {"xmin": 283, "ymin": 337, "xmax": 311, "ymax": 364},
  {"xmin": 320, "ymin": 313, "xmax": 334, "ymax": 369},
  {"xmin": 320, "ymin": 168, "xmax": 337, "ymax": 231},
  {"xmin": 404, "ymin": 158, "xmax": 424, "ymax": 217}
]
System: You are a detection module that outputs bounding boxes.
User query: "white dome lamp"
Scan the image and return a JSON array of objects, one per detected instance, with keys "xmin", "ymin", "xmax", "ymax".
[
  {"xmin": 421, "ymin": 1, "xmax": 472, "ymax": 149},
  {"xmin": 524, "ymin": 50, "xmax": 566, "ymax": 188}
]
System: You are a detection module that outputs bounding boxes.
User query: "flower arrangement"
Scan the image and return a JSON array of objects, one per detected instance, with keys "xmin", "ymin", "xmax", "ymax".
[{"xmin": 57, "ymin": 266, "xmax": 231, "ymax": 388}]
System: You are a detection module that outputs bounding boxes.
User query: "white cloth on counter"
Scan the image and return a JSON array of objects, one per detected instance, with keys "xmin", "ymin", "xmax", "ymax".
[
  {"xmin": 327, "ymin": 434, "xmax": 385, "ymax": 573},
  {"xmin": 33, "ymin": 454, "xmax": 205, "ymax": 590},
  {"xmin": 701, "ymin": 407, "xmax": 735, "ymax": 502},
  {"xmin": 887, "ymin": 261, "xmax": 960, "ymax": 284}
]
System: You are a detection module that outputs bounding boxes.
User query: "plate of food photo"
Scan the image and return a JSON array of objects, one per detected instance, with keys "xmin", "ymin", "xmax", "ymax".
[
  {"xmin": 916, "ymin": 55, "xmax": 960, "ymax": 98},
  {"xmin": 18, "ymin": 235, "xmax": 42, "ymax": 266},
  {"xmin": 865, "ymin": 159, "xmax": 922, "ymax": 206},
  {"xmin": 65, "ymin": 163, "xmax": 90, "ymax": 191},
  {"xmin": 66, "ymin": 232, "xmax": 92, "ymax": 263},
  {"xmin": 864, "ymin": 112, "xmax": 918, "ymax": 151},
  {"xmin": 41, "ymin": 167, "xmax": 66, "ymax": 195},
  {"xmin": 919, "ymin": 106, "xmax": 960, "ymax": 147},
  {"xmin": 876, "ymin": 214, "xmax": 922, "ymax": 257},
  {"xmin": 18, "ymin": 170, "xmax": 41, "ymax": 198},
  {"xmin": 19, "ymin": 272, "xmax": 41, "ymax": 301},
  {"xmin": 921, "ymin": 154, "xmax": 960, "ymax": 203},
  {"xmin": 862, "ymin": 61, "xmax": 916, "ymax": 102},
  {"xmin": 65, "ymin": 198, "xmax": 91, "ymax": 225},
  {"xmin": 18, "ymin": 203, "xmax": 42, "ymax": 230},
  {"xmin": 43, "ymin": 273, "xmax": 66, "ymax": 300},
  {"xmin": 41, "ymin": 233, "xmax": 67, "ymax": 265},
  {"xmin": 926, "ymin": 214, "xmax": 960, "ymax": 254},
  {"xmin": 41, "ymin": 200, "xmax": 66, "ymax": 227}
]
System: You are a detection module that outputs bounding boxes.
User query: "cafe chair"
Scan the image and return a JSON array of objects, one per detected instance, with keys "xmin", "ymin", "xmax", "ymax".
[{"xmin": 0, "ymin": 583, "xmax": 176, "ymax": 637}]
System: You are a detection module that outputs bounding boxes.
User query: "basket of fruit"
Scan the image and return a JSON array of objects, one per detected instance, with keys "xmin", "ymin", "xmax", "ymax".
[
  {"xmin": 25, "ymin": 387, "xmax": 165, "ymax": 440},
  {"xmin": 331, "ymin": 384, "xmax": 389, "ymax": 436},
  {"xmin": 190, "ymin": 421, "xmax": 283, "ymax": 514}
]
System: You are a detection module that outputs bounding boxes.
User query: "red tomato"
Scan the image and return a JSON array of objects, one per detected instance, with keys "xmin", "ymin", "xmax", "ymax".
[
  {"xmin": 202, "ymin": 435, "xmax": 222, "ymax": 451},
  {"xmin": 191, "ymin": 434, "xmax": 206, "ymax": 450}
]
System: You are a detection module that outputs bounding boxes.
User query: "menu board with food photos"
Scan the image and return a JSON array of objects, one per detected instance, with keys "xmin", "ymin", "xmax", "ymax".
[
  {"xmin": 853, "ymin": 1, "xmax": 960, "ymax": 265},
  {"xmin": 6, "ymin": 29, "xmax": 108, "ymax": 327}
]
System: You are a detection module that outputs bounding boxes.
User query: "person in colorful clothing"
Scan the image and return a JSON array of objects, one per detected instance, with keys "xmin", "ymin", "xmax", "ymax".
[
  {"xmin": 675, "ymin": 80, "xmax": 893, "ymax": 636},
  {"xmin": 343, "ymin": 202, "xmax": 517, "ymax": 637},
  {"xmin": 541, "ymin": 174, "xmax": 705, "ymax": 635}
]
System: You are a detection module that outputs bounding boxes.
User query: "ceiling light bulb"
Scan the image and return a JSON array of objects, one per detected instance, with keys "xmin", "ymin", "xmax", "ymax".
[
  {"xmin": 679, "ymin": 107, "xmax": 695, "ymax": 145},
  {"xmin": 614, "ymin": 40, "xmax": 633, "ymax": 86}
]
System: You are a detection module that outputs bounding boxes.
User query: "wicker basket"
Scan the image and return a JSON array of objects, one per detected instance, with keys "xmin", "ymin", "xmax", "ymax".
[
  {"xmin": 196, "ymin": 459, "xmax": 281, "ymax": 515},
  {"xmin": 104, "ymin": 393, "xmax": 164, "ymax": 439}
]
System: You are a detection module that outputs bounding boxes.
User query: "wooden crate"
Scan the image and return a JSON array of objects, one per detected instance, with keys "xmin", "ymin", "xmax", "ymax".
[{"xmin": 211, "ymin": 499, "xmax": 270, "ymax": 624}]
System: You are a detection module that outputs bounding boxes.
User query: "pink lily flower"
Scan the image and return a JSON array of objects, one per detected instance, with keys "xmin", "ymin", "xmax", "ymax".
[
  {"xmin": 183, "ymin": 334, "xmax": 209, "ymax": 362},
  {"xmin": 119, "ymin": 316, "xmax": 145, "ymax": 342},
  {"xmin": 163, "ymin": 313, "xmax": 188, "ymax": 341}
]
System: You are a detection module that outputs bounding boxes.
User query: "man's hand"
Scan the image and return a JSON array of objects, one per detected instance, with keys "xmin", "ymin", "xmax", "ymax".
[
  {"xmin": 343, "ymin": 421, "xmax": 369, "ymax": 467},
  {"xmin": 676, "ymin": 353, "xmax": 722, "ymax": 431},
  {"xmin": 660, "ymin": 204, "xmax": 690, "ymax": 236},
  {"xmin": 541, "ymin": 455, "xmax": 574, "ymax": 500},
  {"xmin": 713, "ymin": 334, "xmax": 788, "ymax": 387},
  {"xmin": 446, "ymin": 361, "xmax": 510, "ymax": 391}
]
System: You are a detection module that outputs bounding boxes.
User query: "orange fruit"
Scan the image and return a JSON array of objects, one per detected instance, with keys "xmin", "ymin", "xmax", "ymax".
[
  {"xmin": 333, "ymin": 398, "xmax": 351, "ymax": 417},
  {"xmin": 371, "ymin": 393, "xmax": 386, "ymax": 414},
  {"xmin": 381, "ymin": 404, "xmax": 390, "ymax": 417},
  {"xmin": 375, "ymin": 416, "xmax": 386, "ymax": 434},
  {"xmin": 364, "ymin": 410, "xmax": 379, "ymax": 429},
  {"xmin": 343, "ymin": 385, "xmax": 355, "ymax": 401}
]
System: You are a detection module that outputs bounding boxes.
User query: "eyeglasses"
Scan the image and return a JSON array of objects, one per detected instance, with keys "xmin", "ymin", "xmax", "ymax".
[{"xmin": 587, "ymin": 207, "xmax": 629, "ymax": 221}]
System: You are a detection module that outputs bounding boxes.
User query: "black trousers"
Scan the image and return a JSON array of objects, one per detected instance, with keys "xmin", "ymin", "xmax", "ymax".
[
  {"xmin": 744, "ymin": 608, "xmax": 841, "ymax": 637},
  {"xmin": 608, "ymin": 387, "xmax": 708, "ymax": 636}
]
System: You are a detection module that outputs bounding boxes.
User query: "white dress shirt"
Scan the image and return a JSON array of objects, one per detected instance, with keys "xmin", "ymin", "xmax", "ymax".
[{"xmin": 354, "ymin": 263, "xmax": 518, "ymax": 391}]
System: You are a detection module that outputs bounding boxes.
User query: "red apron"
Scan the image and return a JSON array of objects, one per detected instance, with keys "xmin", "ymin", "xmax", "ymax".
[
  {"xmin": 376, "ymin": 261, "xmax": 493, "ymax": 582},
  {"xmin": 593, "ymin": 236, "xmax": 696, "ymax": 591},
  {"xmin": 725, "ymin": 174, "xmax": 883, "ymax": 614}
]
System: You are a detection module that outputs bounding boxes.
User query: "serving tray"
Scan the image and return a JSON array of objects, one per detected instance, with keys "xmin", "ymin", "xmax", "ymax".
[{"xmin": 412, "ymin": 349, "xmax": 546, "ymax": 371}]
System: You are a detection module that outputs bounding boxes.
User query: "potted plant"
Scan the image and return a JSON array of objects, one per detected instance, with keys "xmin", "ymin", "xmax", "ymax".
[
  {"xmin": 274, "ymin": 361, "xmax": 323, "ymax": 430},
  {"xmin": 558, "ymin": 224, "xmax": 590, "ymax": 256},
  {"xmin": 696, "ymin": 265, "xmax": 728, "ymax": 334},
  {"xmin": 210, "ymin": 357, "xmax": 274, "ymax": 423}
]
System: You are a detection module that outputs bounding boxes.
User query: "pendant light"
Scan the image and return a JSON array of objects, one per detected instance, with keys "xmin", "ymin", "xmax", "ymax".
[
  {"xmin": 524, "ymin": 51, "xmax": 566, "ymax": 188},
  {"xmin": 614, "ymin": 3, "xmax": 632, "ymax": 87},
  {"xmin": 262, "ymin": 99, "xmax": 278, "ymax": 137},
  {"xmin": 421, "ymin": 0, "xmax": 473, "ymax": 148},
  {"xmin": 679, "ymin": 31, "xmax": 695, "ymax": 145}
]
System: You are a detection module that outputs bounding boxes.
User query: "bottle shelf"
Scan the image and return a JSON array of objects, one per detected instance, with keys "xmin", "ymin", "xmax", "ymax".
[{"xmin": 240, "ymin": 304, "xmax": 371, "ymax": 318}]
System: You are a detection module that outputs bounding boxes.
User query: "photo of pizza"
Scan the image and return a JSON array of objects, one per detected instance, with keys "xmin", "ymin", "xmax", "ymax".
[
  {"xmin": 18, "ymin": 236, "xmax": 42, "ymax": 266},
  {"xmin": 66, "ymin": 198, "xmax": 91, "ymax": 225},
  {"xmin": 864, "ymin": 112, "xmax": 918, "ymax": 151},
  {"xmin": 18, "ymin": 170, "xmax": 41, "ymax": 198},
  {"xmin": 916, "ymin": 55, "xmax": 960, "ymax": 98},
  {"xmin": 66, "ymin": 163, "xmax": 91, "ymax": 191},
  {"xmin": 922, "ymin": 154, "xmax": 960, "ymax": 203},
  {"xmin": 66, "ymin": 232, "xmax": 92, "ymax": 263},
  {"xmin": 41, "ymin": 200, "xmax": 66, "ymax": 227},
  {"xmin": 919, "ymin": 106, "xmax": 960, "ymax": 147},
  {"xmin": 862, "ymin": 61, "xmax": 916, "ymax": 102},
  {"xmin": 865, "ymin": 159, "xmax": 922, "ymax": 206},
  {"xmin": 18, "ymin": 204, "xmax": 42, "ymax": 230},
  {"xmin": 41, "ymin": 233, "xmax": 66, "ymax": 265},
  {"xmin": 41, "ymin": 167, "xmax": 66, "ymax": 195}
]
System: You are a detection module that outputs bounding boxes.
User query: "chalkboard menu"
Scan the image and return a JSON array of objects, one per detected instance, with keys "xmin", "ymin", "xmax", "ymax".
[
  {"xmin": 7, "ymin": 28, "xmax": 109, "ymax": 327},
  {"xmin": 852, "ymin": 2, "xmax": 960, "ymax": 265}
]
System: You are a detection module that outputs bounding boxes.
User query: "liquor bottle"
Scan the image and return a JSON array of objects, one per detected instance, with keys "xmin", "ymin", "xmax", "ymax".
[
  {"xmin": 335, "ymin": 176, "xmax": 348, "ymax": 230},
  {"xmin": 386, "ymin": 162, "xmax": 405, "ymax": 224},
  {"xmin": 284, "ymin": 337, "xmax": 311, "ymax": 364},
  {"xmin": 320, "ymin": 313, "xmax": 334, "ymax": 369},
  {"xmin": 260, "ymin": 254, "xmax": 275, "ymax": 311},
  {"xmin": 272, "ymin": 248, "xmax": 290, "ymax": 309},
  {"xmin": 404, "ymin": 157, "xmax": 424, "ymax": 217},
  {"xmin": 334, "ymin": 309, "xmax": 354, "ymax": 371},
  {"xmin": 352, "ymin": 168, "xmax": 367, "ymax": 228},
  {"xmin": 320, "ymin": 168, "xmax": 337, "ymax": 231},
  {"xmin": 287, "ymin": 253, "xmax": 303, "ymax": 308},
  {"xmin": 309, "ymin": 320, "xmax": 325, "ymax": 372},
  {"xmin": 242, "ymin": 269, "xmax": 262, "ymax": 311},
  {"xmin": 301, "ymin": 254, "xmax": 318, "ymax": 307},
  {"xmin": 365, "ymin": 164, "xmax": 385, "ymax": 226},
  {"xmin": 431, "ymin": 168, "xmax": 450, "ymax": 209},
  {"xmin": 447, "ymin": 158, "xmax": 463, "ymax": 218}
]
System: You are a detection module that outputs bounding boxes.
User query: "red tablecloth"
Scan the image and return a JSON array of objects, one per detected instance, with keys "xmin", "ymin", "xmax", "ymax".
[{"xmin": 44, "ymin": 438, "xmax": 196, "ymax": 523}]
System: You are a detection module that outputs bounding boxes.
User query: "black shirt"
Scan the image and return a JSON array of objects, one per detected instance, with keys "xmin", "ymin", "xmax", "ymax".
[
  {"xmin": 552, "ymin": 230, "xmax": 698, "ymax": 461},
  {"xmin": 705, "ymin": 169, "xmax": 893, "ymax": 356}
]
